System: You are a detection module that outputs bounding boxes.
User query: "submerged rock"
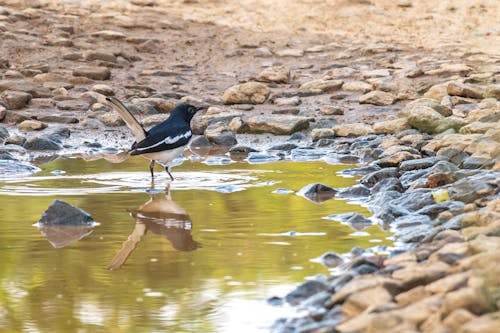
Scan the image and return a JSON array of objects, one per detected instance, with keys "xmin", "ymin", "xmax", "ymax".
[
  {"xmin": 0, "ymin": 160, "xmax": 41, "ymax": 178},
  {"xmin": 297, "ymin": 183, "xmax": 337, "ymax": 203},
  {"xmin": 38, "ymin": 200, "xmax": 96, "ymax": 226}
]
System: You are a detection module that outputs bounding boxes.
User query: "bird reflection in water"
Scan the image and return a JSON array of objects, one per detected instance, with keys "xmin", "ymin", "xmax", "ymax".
[{"xmin": 107, "ymin": 185, "xmax": 201, "ymax": 270}]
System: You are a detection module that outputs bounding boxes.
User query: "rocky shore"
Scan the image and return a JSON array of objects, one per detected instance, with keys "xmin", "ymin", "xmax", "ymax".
[{"xmin": 0, "ymin": 1, "xmax": 499, "ymax": 332}]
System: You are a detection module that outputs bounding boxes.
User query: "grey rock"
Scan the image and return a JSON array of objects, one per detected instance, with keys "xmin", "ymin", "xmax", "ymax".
[
  {"xmin": 337, "ymin": 184, "xmax": 371, "ymax": 198},
  {"xmin": 0, "ymin": 124, "xmax": 8, "ymax": 140},
  {"xmin": 0, "ymin": 160, "xmax": 41, "ymax": 178},
  {"xmin": 447, "ymin": 172, "xmax": 499, "ymax": 203},
  {"xmin": 360, "ymin": 167, "xmax": 399, "ymax": 187},
  {"xmin": 23, "ymin": 136, "xmax": 62, "ymax": 150},
  {"xmin": 399, "ymin": 156, "xmax": 446, "ymax": 172},
  {"xmin": 38, "ymin": 200, "xmax": 95, "ymax": 226},
  {"xmin": 371, "ymin": 177, "xmax": 403, "ymax": 194},
  {"xmin": 204, "ymin": 121, "xmax": 237, "ymax": 146},
  {"xmin": 315, "ymin": 252, "xmax": 345, "ymax": 268},
  {"xmin": 297, "ymin": 183, "xmax": 337, "ymax": 203},
  {"xmin": 284, "ymin": 279, "xmax": 328, "ymax": 306},
  {"xmin": 56, "ymin": 100, "xmax": 90, "ymax": 111},
  {"xmin": 417, "ymin": 201, "xmax": 465, "ymax": 218},
  {"xmin": 0, "ymin": 81, "xmax": 51, "ymax": 98}
]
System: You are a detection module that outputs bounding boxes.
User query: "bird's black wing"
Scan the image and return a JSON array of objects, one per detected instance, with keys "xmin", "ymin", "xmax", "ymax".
[{"xmin": 130, "ymin": 124, "xmax": 192, "ymax": 155}]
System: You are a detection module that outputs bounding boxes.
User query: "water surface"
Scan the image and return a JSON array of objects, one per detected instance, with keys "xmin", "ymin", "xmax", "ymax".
[{"xmin": 0, "ymin": 157, "xmax": 391, "ymax": 332}]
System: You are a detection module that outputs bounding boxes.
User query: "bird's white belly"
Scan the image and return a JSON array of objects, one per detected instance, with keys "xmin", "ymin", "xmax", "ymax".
[{"xmin": 141, "ymin": 146, "xmax": 185, "ymax": 164}]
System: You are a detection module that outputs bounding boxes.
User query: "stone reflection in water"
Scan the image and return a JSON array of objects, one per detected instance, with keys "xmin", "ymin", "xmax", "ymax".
[
  {"xmin": 107, "ymin": 186, "xmax": 201, "ymax": 270},
  {"xmin": 34, "ymin": 199, "xmax": 99, "ymax": 248}
]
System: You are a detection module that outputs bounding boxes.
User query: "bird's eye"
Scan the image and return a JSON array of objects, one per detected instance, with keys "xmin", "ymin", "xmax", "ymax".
[{"xmin": 188, "ymin": 106, "xmax": 196, "ymax": 114}]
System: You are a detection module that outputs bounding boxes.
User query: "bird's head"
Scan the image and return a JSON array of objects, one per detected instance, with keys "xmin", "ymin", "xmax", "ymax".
[{"xmin": 171, "ymin": 103, "xmax": 206, "ymax": 122}]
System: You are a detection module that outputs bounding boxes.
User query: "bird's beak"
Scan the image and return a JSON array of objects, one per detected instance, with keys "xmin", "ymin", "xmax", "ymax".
[{"xmin": 195, "ymin": 105, "xmax": 206, "ymax": 112}]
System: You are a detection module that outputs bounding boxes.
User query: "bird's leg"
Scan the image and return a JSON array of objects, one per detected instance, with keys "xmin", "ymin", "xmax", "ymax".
[
  {"xmin": 149, "ymin": 160, "xmax": 155, "ymax": 180},
  {"xmin": 165, "ymin": 166, "xmax": 174, "ymax": 181}
]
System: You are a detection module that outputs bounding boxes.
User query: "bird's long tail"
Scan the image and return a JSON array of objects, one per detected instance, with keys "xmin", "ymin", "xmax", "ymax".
[
  {"xmin": 107, "ymin": 223, "xmax": 147, "ymax": 270},
  {"xmin": 98, "ymin": 96, "xmax": 147, "ymax": 142}
]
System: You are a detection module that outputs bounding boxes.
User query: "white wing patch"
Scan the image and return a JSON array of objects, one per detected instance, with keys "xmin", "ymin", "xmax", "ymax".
[{"xmin": 135, "ymin": 130, "xmax": 191, "ymax": 152}]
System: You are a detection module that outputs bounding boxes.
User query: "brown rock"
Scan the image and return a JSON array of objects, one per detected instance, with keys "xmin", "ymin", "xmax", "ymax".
[
  {"xmin": 458, "ymin": 312, "xmax": 500, "ymax": 333},
  {"xmin": 442, "ymin": 287, "xmax": 490, "ymax": 316},
  {"xmin": 373, "ymin": 118, "xmax": 410, "ymax": 134},
  {"xmin": 359, "ymin": 90, "xmax": 395, "ymax": 106},
  {"xmin": 90, "ymin": 30, "xmax": 126, "ymax": 40},
  {"xmin": 425, "ymin": 272, "xmax": 469, "ymax": 294},
  {"xmin": 447, "ymin": 82, "xmax": 484, "ymax": 99},
  {"xmin": 311, "ymin": 128, "xmax": 335, "ymax": 140},
  {"xmin": 392, "ymin": 261, "xmax": 450, "ymax": 289},
  {"xmin": 342, "ymin": 80, "xmax": 372, "ymax": 93},
  {"xmin": 425, "ymin": 63, "xmax": 472, "ymax": 76},
  {"xmin": 333, "ymin": 123, "xmax": 374, "ymax": 137},
  {"xmin": 1, "ymin": 90, "xmax": 31, "ymax": 109},
  {"xmin": 18, "ymin": 119, "xmax": 47, "ymax": 131},
  {"xmin": 98, "ymin": 112, "xmax": 125, "ymax": 127},
  {"xmin": 222, "ymin": 82, "xmax": 270, "ymax": 105},
  {"xmin": 395, "ymin": 294, "xmax": 444, "ymax": 326},
  {"xmin": 320, "ymin": 105, "xmax": 344, "ymax": 115},
  {"xmin": 299, "ymin": 79, "xmax": 343, "ymax": 93},
  {"xmin": 395, "ymin": 285, "xmax": 430, "ymax": 307},
  {"xmin": 328, "ymin": 275, "xmax": 401, "ymax": 306},
  {"xmin": 72, "ymin": 66, "xmax": 111, "ymax": 81},
  {"xmin": 91, "ymin": 84, "xmax": 115, "ymax": 96},
  {"xmin": 443, "ymin": 308, "xmax": 476, "ymax": 332},
  {"xmin": 257, "ymin": 66, "xmax": 290, "ymax": 83},
  {"xmin": 239, "ymin": 115, "xmax": 309, "ymax": 135},
  {"xmin": 342, "ymin": 286, "xmax": 393, "ymax": 317}
]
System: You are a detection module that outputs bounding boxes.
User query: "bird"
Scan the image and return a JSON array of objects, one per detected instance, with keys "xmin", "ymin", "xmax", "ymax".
[
  {"xmin": 99, "ymin": 96, "xmax": 204, "ymax": 181},
  {"xmin": 107, "ymin": 186, "xmax": 201, "ymax": 270}
]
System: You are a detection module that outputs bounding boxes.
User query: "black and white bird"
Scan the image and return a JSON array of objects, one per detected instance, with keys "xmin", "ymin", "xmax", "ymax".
[{"xmin": 100, "ymin": 96, "xmax": 204, "ymax": 181}]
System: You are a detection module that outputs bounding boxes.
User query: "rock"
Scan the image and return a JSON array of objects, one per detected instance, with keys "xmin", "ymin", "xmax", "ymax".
[
  {"xmin": 90, "ymin": 30, "xmax": 126, "ymax": 40},
  {"xmin": 297, "ymin": 183, "xmax": 337, "ymax": 203},
  {"xmin": 275, "ymin": 48, "xmax": 304, "ymax": 57},
  {"xmin": 360, "ymin": 167, "xmax": 399, "ymax": 187},
  {"xmin": 204, "ymin": 122, "xmax": 237, "ymax": 146},
  {"xmin": 257, "ymin": 66, "xmax": 290, "ymax": 83},
  {"xmin": 320, "ymin": 105, "xmax": 344, "ymax": 115},
  {"xmin": 442, "ymin": 309, "xmax": 477, "ymax": 332},
  {"xmin": 359, "ymin": 90, "xmax": 395, "ymax": 106},
  {"xmin": 0, "ymin": 124, "xmax": 8, "ymax": 140},
  {"xmin": 408, "ymin": 106, "xmax": 465, "ymax": 134},
  {"xmin": 459, "ymin": 122, "xmax": 499, "ymax": 134},
  {"xmin": 399, "ymin": 156, "xmax": 444, "ymax": 171},
  {"xmin": 23, "ymin": 136, "xmax": 62, "ymax": 150},
  {"xmin": 342, "ymin": 286, "xmax": 392, "ymax": 317},
  {"xmin": 405, "ymin": 98, "xmax": 452, "ymax": 117},
  {"xmin": 337, "ymin": 184, "xmax": 371, "ymax": 198},
  {"xmin": 483, "ymin": 84, "xmax": 500, "ymax": 99},
  {"xmin": 239, "ymin": 115, "xmax": 309, "ymax": 135},
  {"xmin": 1, "ymin": 90, "xmax": 31, "ymax": 109},
  {"xmin": 362, "ymin": 69, "xmax": 391, "ymax": 78},
  {"xmin": 285, "ymin": 279, "xmax": 328, "ymax": 305},
  {"xmin": 0, "ymin": 160, "xmax": 41, "ymax": 177},
  {"xmin": 56, "ymin": 100, "xmax": 90, "ymax": 111},
  {"xmin": 85, "ymin": 50, "xmax": 117, "ymax": 63},
  {"xmin": 274, "ymin": 96, "xmax": 301, "ymax": 106},
  {"xmin": 376, "ymin": 151, "xmax": 420, "ymax": 167},
  {"xmin": 458, "ymin": 312, "xmax": 500, "ymax": 333},
  {"xmin": 91, "ymin": 84, "xmax": 115, "ymax": 96},
  {"xmin": 5, "ymin": 134, "xmax": 26, "ymax": 146},
  {"xmin": 442, "ymin": 287, "xmax": 489, "ymax": 316},
  {"xmin": 395, "ymin": 286, "xmax": 430, "ymax": 306},
  {"xmin": 314, "ymin": 252, "xmax": 344, "ymax": 268},
  {"xmin": 311, "ymin": 128, "xmax": 335, "ymax": 140},
  {"xmin": 342, "ymin": 80, "xmax": 372, "ymax": 93},
  {"xmin": 98, "ymin": 112, "xmax": 125, "ymax": 127},
  {"xmin": 324, "ymin": 212, "xmax": 371, "ymax": 229},
  {"xmin": 72, "ymin": 66, "xmax": 111, "ymax": 80},
  {"xmin": 131, "ymin": 98, "xmax": 175, "ymax": 113},
  {"xmin": 373, "ymin": 118, "xmax": 410, "ymax": 134},
  {"xmin": 333, "ymin": 123, "xmax": 374, "ymax": 137},
  {"xmin": 447, "ymin": 82, "xmax": 484, "ymax": 99},
  {"xmin": 425, "ymin": 271, "xmax": 469, "ymax": 294},
  {"xmin": 41, "ymin": 200, "xmax": 88, "ymax": 227},
  {"xmin": 425, "ymin": 63, "xmax": 472, "ymax": 76},
  {"xmin": 424, "ymin": 83, "xmax": 449, "ymax": 100},
  {"xmin": 299, "ymin": 79, "xmax": 343, "ymax": 93},
  {"xmin": 18, "ymin": 119, "xmax": 47, "ymax": 131},
  {"xmin": 222, "ymin": 82, "xmax": 270, "ymax": 105}
]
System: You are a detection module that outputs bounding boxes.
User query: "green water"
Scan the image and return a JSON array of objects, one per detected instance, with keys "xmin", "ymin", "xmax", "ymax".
[{"xmin": 0, "ymin": 157, "xmax": 391, "ymax": 332}]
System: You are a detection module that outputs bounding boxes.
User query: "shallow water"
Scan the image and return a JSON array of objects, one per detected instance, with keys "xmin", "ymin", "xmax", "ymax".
[{"xmin": 0, "ymin": 157, "xmax": 391, "ymax": 332}]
